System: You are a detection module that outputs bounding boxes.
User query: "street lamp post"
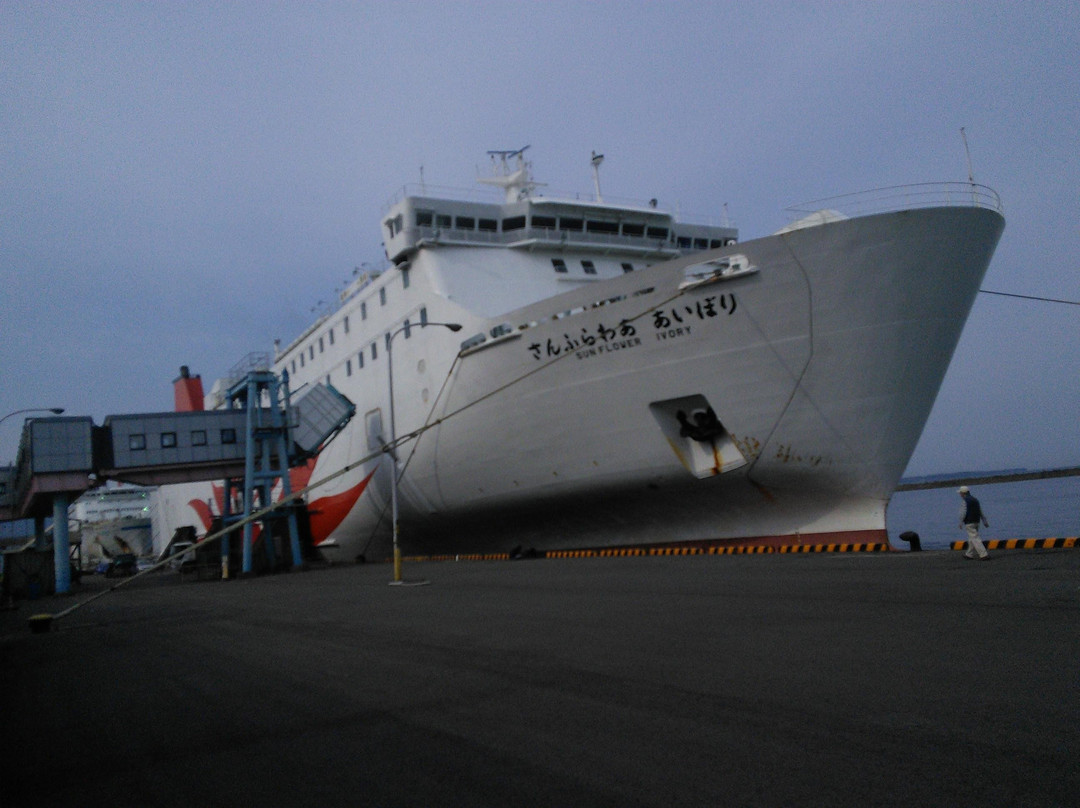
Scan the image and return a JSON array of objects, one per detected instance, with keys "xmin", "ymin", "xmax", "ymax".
[{"xmin": 386, "ymin": 320, "xmax": 461, "ymax": 584}]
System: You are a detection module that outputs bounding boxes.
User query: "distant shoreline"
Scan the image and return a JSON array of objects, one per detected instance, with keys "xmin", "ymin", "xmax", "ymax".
[{"xmin": 898, "ymin": 466, "xmax": 1080, "ymax": 491}]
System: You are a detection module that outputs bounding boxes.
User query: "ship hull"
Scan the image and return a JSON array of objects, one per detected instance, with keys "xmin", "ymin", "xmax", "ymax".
[{"xmin": 309, "ymin": 204, "xmax": 1003, "ymax": 560}]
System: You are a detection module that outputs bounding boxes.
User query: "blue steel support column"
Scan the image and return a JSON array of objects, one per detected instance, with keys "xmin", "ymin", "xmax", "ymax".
[
  {"xmin": 275, "ymin": 372, "xmax": 303, "ymax": 569},
  {"xmin": 52, "ymin": 493, "xmax": 71, "ymax": 594},
  {"xmin": 241, "ymin": 378, "xmax": 257, "ymax": 575}
]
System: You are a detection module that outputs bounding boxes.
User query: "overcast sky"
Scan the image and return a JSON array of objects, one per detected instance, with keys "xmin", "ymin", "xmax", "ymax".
[{"xmin": 2, "ymin": 1, "xmax": 1078, "ymax": 476}]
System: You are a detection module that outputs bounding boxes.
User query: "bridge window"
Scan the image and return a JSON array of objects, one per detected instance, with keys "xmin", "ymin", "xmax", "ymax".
[
  {"xmin": 435, "ymin": 214, "xmax": 452, "ymax": 228},
  {"xmin": 160, "ymin": 432, "xmax": 177, "ymax": 449},
  {"xmin": 502, "ymin": 215, "xmax": 526, "ymax": 232},
  {"xmin": 455, "ymin": 216, "xmax": 475, "ymax": 230},
  {"xmin": 129, "ymin": 434, "xmax": 146, "ymax": 451},
  {"xmin": 532, "ymin": 215, "xmax": 555, "ymax": 229},
  {"xmin": 647, "ymin": 226, "xmax": 669, "ymax": 240},
  {"xmin": 586, "ymin": 220, "xmax": 618, "ymax": 234},
  {"xmin": 559, "ymin": 217, "xmax": 583, "ymax": 231},
  {"xmin": 677, "ymin": 236, "xmax": 692, "ymax": 248},
  {"xmin": 622, "ymin": 223, "xmax": 645, "ymax": 237},
  {"xmin": 694, "ymin": 238, "xmax": 708, "ymax": 250},
  {"xmin": 478, "ymin": 218, "xmax": 497, "ymax": 232},
  {"xmin": 192, "ymin": 430, "xmax": 207, "ymax": 447},
  {"xmin": 221, "ymin": 428, "xmax": 237, "ymax": 445},
  {"xmin": 416, "ymin": 210, "xmax": 433, "ymax": 227}
]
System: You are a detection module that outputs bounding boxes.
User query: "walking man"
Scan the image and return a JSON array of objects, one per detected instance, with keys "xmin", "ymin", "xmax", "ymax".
[{"xmin": 958, "ymin": 485, "xmax": 990, "ymax": 559}]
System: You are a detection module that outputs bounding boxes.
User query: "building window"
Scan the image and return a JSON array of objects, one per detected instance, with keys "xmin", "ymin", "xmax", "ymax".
[
  {"xmin": 361, "ymin": 301, "xmax": 367, "ymax": 320},
  {"xmin": 300, "ymin": 354, "xmax": 305, "ymax": 368},
  {"xmin": 192, "ymin": 430, "xmax": 207, "ymax": 446},
  {"xmin": 319, "ymin": 337, "xmax": 324, "ymax": 353},
  {"xmin": 404, "ymin": 319, "xmax": 411, "ymax": 338},
  {"xmin": 621, "ymin": 262, "xmax": 634, "ymax": 273},
  {"xmin": 309, "ymin": 346, "xmax": 314, "ymax": 360},
  {"xmin": 329, "ymin": 328, "xmax": 335, "ymax": 345},
  {"xmin": 291, "ymin": 360, "xmax": 296, "ymax": 374},
  {"xmin": 552, "ymin": 259, "xmax": 568, "ymax": 273},
  {"xmin": 221, "ymin": 428, "xmax": 237, "ymax": 445},
  {"xmin": 326, "ymin": 375, "xmax": 331, "ymax": 385},
  {"xmin": 371, "ymin": 342, "xmax": 378, "ymax": 361},
  {"xmin": 358, "ymin": 351, "xmax": 364, "ymax": 369},
  {"xmin": 379, "ymin": 287, "xmax": 387, "ymax": 306},
  {"xmin": 420, "ymin": 306, "xmax": 428, "ymax": 325},
  {"xmin": 129, "ymin": 434, "xmax": 146, "ymax": 451},
  {"xmin": 344, "ymin": 315, "xmax": 350, "ymax": 334},
  {"xmin": 581, "ymin": 260, "xmax": 597, "ymax": 275},
  {"xmin": 346, "ymin": 359, "xmax": 352, "ymax": 377},
  {"xmin": 402, "ymin": 268, "xmax": 410, "ymax": 289},
  {"xmin": 160, "ymin": 432, "xmax": 177, "ymax": 449}
]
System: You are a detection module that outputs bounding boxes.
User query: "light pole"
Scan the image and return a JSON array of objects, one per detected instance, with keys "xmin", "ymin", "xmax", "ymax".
[
  {"xmin": 386, "ymin": 320, "xmax": 461, "ymax": 583},
  {"xmin": 0, "ymin": 406, "xmax": 65, "ymax": 433}
]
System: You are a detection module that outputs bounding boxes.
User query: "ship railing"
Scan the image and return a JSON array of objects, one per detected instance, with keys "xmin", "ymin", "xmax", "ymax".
[
  {"xmin": 784, "ymin": 182, "xmax": 1003, "ymax": 221},
  {"xmin": 411, "ymin": 224, "xmax": 691, "ymax": 254}
]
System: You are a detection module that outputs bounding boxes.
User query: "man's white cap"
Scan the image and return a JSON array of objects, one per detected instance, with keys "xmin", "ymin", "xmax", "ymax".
[{"xmin": 958, "ymin": 485, "xmax": 970, "ymax": 494}]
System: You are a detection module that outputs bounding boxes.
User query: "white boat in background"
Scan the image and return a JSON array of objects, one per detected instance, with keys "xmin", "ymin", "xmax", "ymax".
[{"xmin": 158, "ymin": 149, "xmax": 1005, "ymax": 561}]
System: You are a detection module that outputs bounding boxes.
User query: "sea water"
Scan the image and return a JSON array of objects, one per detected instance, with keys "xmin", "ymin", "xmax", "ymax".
[{"xmin": 886, "ymin": 475, "xmax": 1080, "ymax": 550}]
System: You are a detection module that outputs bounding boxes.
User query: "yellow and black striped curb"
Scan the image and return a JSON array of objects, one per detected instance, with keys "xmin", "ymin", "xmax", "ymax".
[
  {"xmin": 547, "ymin": 543, "xmax": 889, "ymax": 558},
  {"xmin": 950, "ymin": 537, "xmax": 1078, "ymax": 551},
  {"xmin": 401, "ymin": 543, "xmax": 891, "ymax": 563}
]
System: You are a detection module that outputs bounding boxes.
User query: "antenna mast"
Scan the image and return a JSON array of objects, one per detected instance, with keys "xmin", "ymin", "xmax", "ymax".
[
  {"xmin": 960, "ymin": 127, "xmax": 974, "ymax": 184},
  {"xmin": 591, "ymin": 151, "xmax": 605, "ymax": 202}
]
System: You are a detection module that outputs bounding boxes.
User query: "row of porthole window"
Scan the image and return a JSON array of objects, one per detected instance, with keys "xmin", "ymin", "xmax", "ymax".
[
  {"xmin": 330, "ymin": 307, "xmax": 428, "ymax": 381},
  {"xmin": 290, "ymin": 275, "xmax": 406, "ymax": 376},
  {"xmin": 552, "ymin": 259, "xmax": 638, "ymax": 275},
  {"xmin": 127, "ymin": 429, "xmax": 238, "ymax": 451}
]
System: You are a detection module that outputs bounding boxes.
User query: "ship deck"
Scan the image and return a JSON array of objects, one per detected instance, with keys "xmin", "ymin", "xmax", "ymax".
[{"xmin": 2, "ymin": 549, "xmax": 1076, "ymax": 806}]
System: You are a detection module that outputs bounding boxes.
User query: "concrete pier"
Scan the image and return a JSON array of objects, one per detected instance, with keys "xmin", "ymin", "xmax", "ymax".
[{"xmin": 1, "ymin": 548, "xmax": 1077, "ymax": 806}]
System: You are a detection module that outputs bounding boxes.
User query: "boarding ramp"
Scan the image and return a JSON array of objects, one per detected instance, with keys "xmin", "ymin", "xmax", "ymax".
[{"xmin": 0, "ymin": 376, "xmax": 355, "ymax": 592}]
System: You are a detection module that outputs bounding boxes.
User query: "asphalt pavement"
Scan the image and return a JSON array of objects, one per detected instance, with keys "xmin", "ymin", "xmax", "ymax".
[{"xmin": 2, "ymin": 548, "xmax": 1077, "ymax": 806}]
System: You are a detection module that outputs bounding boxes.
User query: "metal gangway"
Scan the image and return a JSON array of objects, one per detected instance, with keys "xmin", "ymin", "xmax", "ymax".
[{"xmin": 1, "ymin": 362, "xmax": 355, "ymax": 593}]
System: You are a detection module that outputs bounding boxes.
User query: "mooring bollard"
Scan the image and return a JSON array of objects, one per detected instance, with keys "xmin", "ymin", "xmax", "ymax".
[{"xmin": 899, "ymin": 531, "xmax": 921, "ymax": 552}]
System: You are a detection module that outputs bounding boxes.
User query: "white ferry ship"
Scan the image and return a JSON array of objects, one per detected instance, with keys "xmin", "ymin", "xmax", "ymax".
[{"xmin": 160, "ymin": 149, "xmax": 1005, "ymax": 560}]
